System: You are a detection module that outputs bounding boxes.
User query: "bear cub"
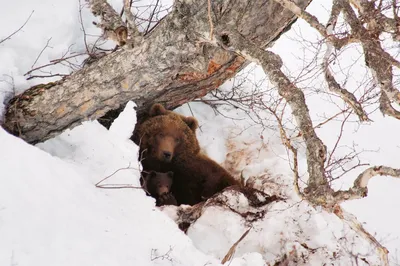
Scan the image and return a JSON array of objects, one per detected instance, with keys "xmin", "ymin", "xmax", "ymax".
[{"xmin": 142, "ymin": 171, "xmax": 178, "ymax": 207}]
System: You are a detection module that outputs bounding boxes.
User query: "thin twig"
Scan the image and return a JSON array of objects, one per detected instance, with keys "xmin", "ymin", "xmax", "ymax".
[
  {"xmin": 221, "ymin": 227, "xmax": 251, "ymax": 264},
  {"xmin": 326, "ymin": 112, "xmax": 351, "ymax": 168},
  {"xmin": 31, "ymin": 37, "xmax": 52, "ymax": 69},
  {"xmin": 0, "ymin": 10, "xmax": 34, "ymax": 44},
  {"xmin": 79, "ymin": 0, "xmax": 91, "ymax": 54},
  {"xmin": 145, "ymin": 0, "xmax": 160, "ymax": 34},
  {"xmin": 26, "ymin": 74, "xmax": 69, "ymax": 80},
  {"xmin": 24, "ymin": 53, "xmax": 86, "ymax": 76},
  {"xmin": 95, "ymin": 163, "xmax": 139, "ymax": 187}
]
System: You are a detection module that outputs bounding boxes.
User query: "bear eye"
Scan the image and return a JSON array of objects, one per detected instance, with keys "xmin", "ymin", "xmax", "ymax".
[
  {"xmin": 159, "ymin": 133, "xmax": 165, "ymax": 138},
  {"xmin": 175, "ymin": 137, "xmax": 181, "ymax": 143}
]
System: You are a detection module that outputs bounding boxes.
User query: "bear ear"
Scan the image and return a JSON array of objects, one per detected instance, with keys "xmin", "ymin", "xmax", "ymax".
[
  {"xmin": 182, "ymin": 116, "xmax": 198, "ymax": 132},
  {"xmin": 146, "ymin": 171, "xmax": 157, "ymax": 180},
  {"xmin": 167, "ymin": 171, "xmax": 174, "ymax": 179},
  {"xmin": 149, "ymin": 103, "xmax": 168, "ymax": 117}
]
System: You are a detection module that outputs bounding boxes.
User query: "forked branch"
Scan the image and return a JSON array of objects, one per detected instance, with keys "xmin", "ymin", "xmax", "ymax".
[
  {"xmin": 273, "ymin": 0, "xmax": 369, "ymax": 122},
  {"xmin": 340, "ymin": 0, "xmax": 400, "ymax": 119}
]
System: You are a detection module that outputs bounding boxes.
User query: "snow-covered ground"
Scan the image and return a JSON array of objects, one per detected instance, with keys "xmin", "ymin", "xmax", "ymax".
[{"xmin": 1, "ymin": 0, "xmax": 400, "ymax": 265}]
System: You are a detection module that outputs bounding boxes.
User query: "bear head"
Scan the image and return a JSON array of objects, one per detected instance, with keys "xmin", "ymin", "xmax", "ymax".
[
  {"xmin": 137, "ymin": 104, "xmax": 200, "ymax": 163},
  {"xmin": 143, "ymin": 171, "xmax": 174, "ymax": 196}
]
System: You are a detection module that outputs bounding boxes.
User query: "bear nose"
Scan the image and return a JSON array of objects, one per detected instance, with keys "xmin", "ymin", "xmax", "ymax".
[{"xmin": 163, "ymin": 151, "xmax": 172, "ymax": 160}]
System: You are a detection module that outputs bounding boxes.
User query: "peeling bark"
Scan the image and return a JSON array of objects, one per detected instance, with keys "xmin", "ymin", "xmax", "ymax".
[{"xmin": 2, "ymin": 0, "xmax": 312, "ymax": 144}]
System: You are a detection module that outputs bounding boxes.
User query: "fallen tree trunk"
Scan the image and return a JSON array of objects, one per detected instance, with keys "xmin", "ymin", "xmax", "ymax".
[{"xmin": 2, "ymin": 0, "xmax": 312, "ymax": 144}]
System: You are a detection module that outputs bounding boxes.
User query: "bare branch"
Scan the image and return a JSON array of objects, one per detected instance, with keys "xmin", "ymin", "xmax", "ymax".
[
  {"xmin": 323, "ymin": 49, "xmax": 369, "ymax": 121},
  {"xmin": 207, "ymin": 0, "xmax": 214, "ymax": 40},
  {"xmin": 26, "ymin": 74, "xmax": 69, "ymax": 80},
  {"xmin": 379, "ymin": 91, "xmax": 400, "ymax": 118},
  {"xmin": 273, "ymin": 0, "xmax": 355, "ymax": 49},
  {"xmin": 351, "ymin": 0, "xmax": 400, "ymax": 36},
  {"xmin": 331, "ymin": 165, "xmax": 400, "ymax": 205},
  {"xmin": 340, "ymin": 0, "xmax": 400, "ymax": 119},
  {"xmin": 79, "ymin": 0, "xmax": 91, "ymax": 54},
  {"xmin": 221, "ymin": 227, "xmax": 251, "ymax": 264},
  {"xmin": 334, "ymin": 205, "xmax": 389, "ymax": 266},
  {"xmin": 274, "ymin": 0, "xmax": 369, "ymax": 121},
  {"xmin": 214, "ymin": 29, "xmax": 331, "ymax": 201},
  {"xmin": 272, "ymin": 0, "xmax": 327, "ymax": 36},
  {"xmin": 355, "ymin": 165, "xmax": 400, "ymax": 188},
  {"xmin": 31, "ymin": 38, "xmax": 53, "ymax": 69},
  {"xmin": 0, "ymin": 10, "xmax": 34, "ymax": 44},
  {"xmin": 323, "ymin": 1, "xmax": 369, "ymax": 122},
  {"xmin": 265, "ymin": 103, "xmax": 303, "ymax": 198},
  {"xmin": 24, "ymin": 52, "xmax": 87, "ymax": 77}
]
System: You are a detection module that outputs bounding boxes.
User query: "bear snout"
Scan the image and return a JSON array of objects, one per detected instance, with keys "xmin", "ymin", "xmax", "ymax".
[
  {"xmin": 158, "ymin": 186, "xmax": 170, "ymax": 195},
  {"xmin": 163, "ymin": 151, "xmax": 172, "ymax": 161},
  {"xmin": 155, "ymin": 150, "xmax": 173, "ymax": 162}
]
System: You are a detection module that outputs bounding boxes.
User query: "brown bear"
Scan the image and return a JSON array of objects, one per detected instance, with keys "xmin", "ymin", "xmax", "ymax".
[
  {"xmin": 134, "ymin": 103, "xmax": 239, "ymax": 205},
  {"xmin": 134, "ymin": 104, "xmax": 200, "ymax": 172},
  {"xmin": 142, "ymin": 171, "xmax": 178, "ymax": 206}
]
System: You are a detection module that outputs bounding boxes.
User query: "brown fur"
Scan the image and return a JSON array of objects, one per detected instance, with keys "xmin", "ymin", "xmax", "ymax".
[
  {"xmin": 149, "ymin": 104, "xmax": 198, "ymax": 132},
  {"xmin": 142, "ymin": 171, "xmax": 177, "ymax": 206},
  {"xmin": 136, "ymin": 103, "xmax": 239, "ymax": 205},
  {"xmin": 171, "ymin": 154, "xmax": 240, "ymax": 205}
]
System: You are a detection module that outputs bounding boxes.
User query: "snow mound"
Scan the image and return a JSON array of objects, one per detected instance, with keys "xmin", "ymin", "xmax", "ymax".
[{"xmin": 0, "ymin": 105, "xmax": 221, "ymax": 266}]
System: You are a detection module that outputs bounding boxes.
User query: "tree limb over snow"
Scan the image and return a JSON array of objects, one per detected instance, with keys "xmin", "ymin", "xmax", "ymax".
[{"xmin": 2, "ymin": 0, "xmax": 311, "ymax": 144}]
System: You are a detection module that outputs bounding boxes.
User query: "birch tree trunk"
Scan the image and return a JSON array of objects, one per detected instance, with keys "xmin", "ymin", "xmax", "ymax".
[{"xmin": 2, "ymin": 0, "xmax": 311, "ymax": 144}]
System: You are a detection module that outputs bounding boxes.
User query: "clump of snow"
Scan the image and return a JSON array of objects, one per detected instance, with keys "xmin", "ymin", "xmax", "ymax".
[
  {"xmin": 109, "ymin": 101, "xmax": 137, "ymax": 140},
  {"xmin": 0, "ymin": 106, "xmax": 223, "ymax": 266}
]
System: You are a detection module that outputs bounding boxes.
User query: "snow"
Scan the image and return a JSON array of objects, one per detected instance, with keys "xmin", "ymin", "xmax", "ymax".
[
  {"xmin": 0, "ymin": 103, "xmax": 221, "ymax": 266},
  {"xmin": 1, "ymin": 0, "xmax": 400, "ymax": 265}
]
